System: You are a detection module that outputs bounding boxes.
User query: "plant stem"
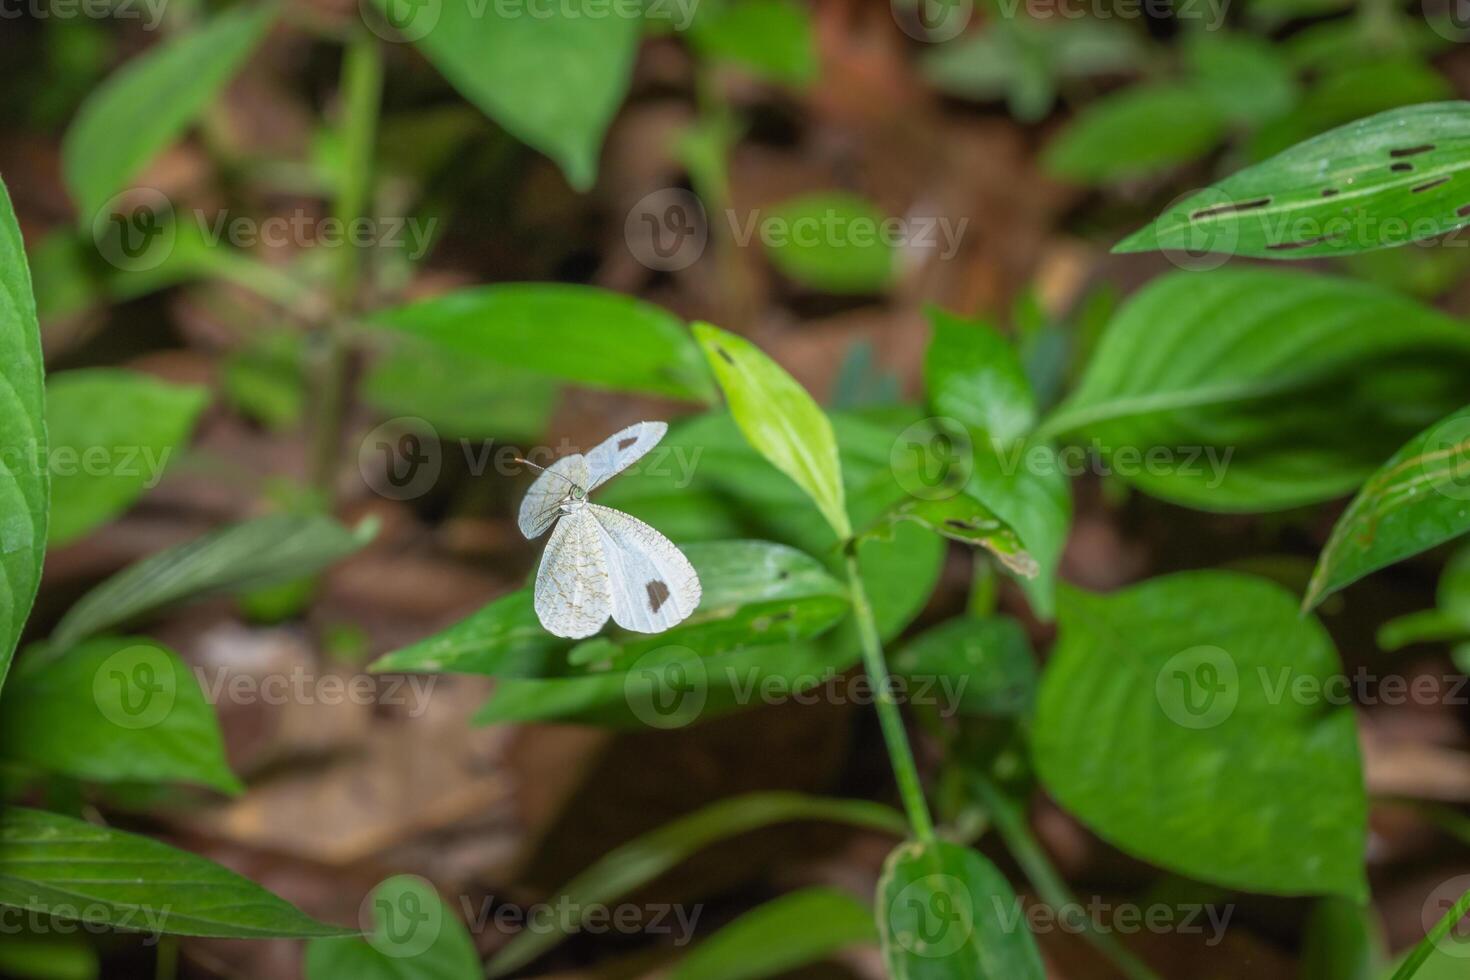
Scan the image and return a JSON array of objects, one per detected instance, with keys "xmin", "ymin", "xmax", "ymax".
[
  {"xmin": 844, "ymin": 551, "xmax": 936, "ymax": 844},
  {"xmin": 311, "ymin": 29, "xmax": 383, "ymax": 497},
  {"xmin": 970, "ymin": 772, "xmax": 1163, "ymax": 980}
]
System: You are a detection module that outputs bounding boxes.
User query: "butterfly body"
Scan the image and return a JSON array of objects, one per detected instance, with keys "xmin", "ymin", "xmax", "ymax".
[{"xmin": 520, "ymin": 422, "xmax": 701, "ymax": 639}]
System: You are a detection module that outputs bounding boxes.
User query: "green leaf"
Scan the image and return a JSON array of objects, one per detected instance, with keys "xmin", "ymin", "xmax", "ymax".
[
  {"xmin": 924, "ymin": 309, "xmax": 1036, "ymax": 446},
  {"xmin": 1305, "ymin": 403, "xmax": 1470, "ymax": 609},
  {"xmin": 61, "ymin": 3, "xmax": 278, "ymax": 218},
  {"xmin": 485, "ymin": 792, "xmax": 907, "ymax": 977},
  {"xmin": 1043, "ymin": 84, "xmax": 1227, "ymax": 184},
  {"xmin": 1386, "ymin": 886, "xmax": 1470, "ymax": 980},
  {"xmin": 1301, "ymin": 897, "xmax": 1383, "ymax": 980},
  {"xmin": 1185, "ymin": 32, "xmax": 1298, "ymax": 126},
  {"xmin": 52, "ymin": 513, "xmax": 375, "ymax": 649},
  {"xmin": 690, "ymin": 0, "xmax": 816, "ymax": 86},
  {"xmin": 0, "ymin": 806, "xmax": 352, "ymax": 938},
  {"xmin": 371, "ymin": 590, "xmax": 566, "ymax": 678},
  {"xmin": 694, "ymin": 322, "xmax": 851, "ymax": 538},
  {"xmin": 1033, "ymin": 572, "xmax": 1368, "ymax": 899},
  {"xmin": 892, "ymin": 615, "xmax": 1037, "ymax": 717},
  {"xmin": 863, "ymin": 494, "xmax": 1037, "ymax": 579},
  {"xmin": 0, "ymin": 180, "xmax": 49, "ymax": 691},
  {"xmin": 362, "ymin": 336, "xmax": 557, "ymax": 440},
  {"xmin": 221, "ymin": 331, "xmax": 306, "ymax": 431},
  {"xmin": 1117, "ymin": 101, "xmax": 1470, "ymax": 259},
  {"xmin": 46, "ymin": 369, "xmax": 207, "ymax": 546},
  {"xmin": 367, "ymin": 284, "xmax": 713, "ymax": 401},
  {"xmin": 756, "ymin": 193, "xmax": 895, "ymax": 294},
  {"xmin": 367, "ymin": 0, "xmax": 638, "ymax": 190},
  {"xmin": 670, "ymin": 887, "xmax": 876, "ymax": 980},
  {"xmin": 0, "ymin": 637, "xmax": 240, "ymax": 794},
  {"xmin": 305, "ymin": 875, "xmax": 480, "ymax": 980},
  {"xmin": 1247, "ymin": 61, "xmax": 1452, "ymax": 163},
  {"xmin": 876, "ymin": 839, "xmax": 1044, "ymax": 979},
  {"xmin": 1039, "ymin": 268, "xmax": 1470, "ymax": 511}
]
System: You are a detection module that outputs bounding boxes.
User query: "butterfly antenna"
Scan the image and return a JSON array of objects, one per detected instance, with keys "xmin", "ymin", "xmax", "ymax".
[{"xmin": 514, "ymin": 457, "xmax": 582, "ymax": 490}]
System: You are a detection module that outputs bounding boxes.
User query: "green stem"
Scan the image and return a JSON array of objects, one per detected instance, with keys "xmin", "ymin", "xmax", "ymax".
[
  {"xmin": 844, "ymin": 552, "xmax": 936, "ymax": 844},
  {"xmin": 970, "ymin": 773, "xmax": 1163, "ymax": 980},
  {"xmin": 311, "ymin": 30, "xmax": 383, "ymax": 497}
]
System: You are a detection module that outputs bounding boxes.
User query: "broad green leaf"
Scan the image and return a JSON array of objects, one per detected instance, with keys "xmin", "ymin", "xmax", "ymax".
[
  {"xmin": 892, "ymin": 616, "xmax": 1037, "ymax": 717},
  {"xmin": 755, "ymin": 193, "xmax": 895, "ymax": 294},
  {"xmin": 367, "ymin": 0, "xmax": 638, "ymax": 190},
  {"xmin": 1305, "ymin": 404, "xmax": 1470, "ymax": 609},
  {"xmin": 690, "ymin": 0, "xmax": 816, "ymax": 86},
  {"xmin": 1033, "ymin": 572, "xmax": 1368, "ymax": 899},
  {"xmin": 0, "ymin": 180, "xmax": 48, "ymax": 691},
  {"xmin": 670, "ymin": 887, "xmax": 877, "ymax": 980},
  {"xmin": 52, "ymin": 513, "xmax": 375, "ymax": 648},
  {"xmin": 1247, "ymin": 61, "xmax": 1452, "ymax": 163},
  {"xmin": 863, "ymin": 494, "xmax": 1036, "ymax": 579},
  {"xmin": 0, "ymin": 806, "xmax": 352, "ymax": 938},
  {"xmin": 46, "ymin": 369, "xmax": 207, "ymax": 546},
  {"xmin": 305, "ymin": 875, "xmax": 479, "ymax": 980},
  {"xmin": 370, "ymin": 590, "xmax": 566, "ymax": 678},
  {"xmin": 1117, "ymin": 102, "xmax": 1470, "ymax": 259},
  {"xmin": 1039, "ymin": 268, "xmax": 1470, "ymax": 511},
  {"xmin": 1186, "ymin": 32, "xmax": 1298, "ymax": 125},
  {"xmin": 876, "ymin": 839, "xmax": 1044, "ymax": 979},
  {"xmin": 1044, "ymin": 84, "xmax": 1227, "ymax": 184},
  {"xmin": 362, "ymin": 336, "xmax": 557, "ymax": 440},
  {"xmin": 694, "ymin": 322, "xmax": 851, "ymax": 538},
  {"xmin": 924, "ymin": 309, "xmax": 1036, "ymax": 446},
  {"xmin": 61, "ymin": 4, "xmax": 277, "ymax": 218},
  {"xmin": 367, "ymin": 284, "xmax": 713, "ymax": 401},
  {"xmin": 0, "ymin": 637, "xmax": 239, "ymax": 794},
  {"xmin": 485, "ymin": 792, "xmax": 907, "ymax": 977}
]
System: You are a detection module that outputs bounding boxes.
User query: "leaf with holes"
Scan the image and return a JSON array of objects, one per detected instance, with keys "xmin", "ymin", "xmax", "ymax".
[
  {"xmin": 0, "ymin": 180, "xmax": 47, "ymax": 694},
  {"xmin": 0, "ymin": 806, "xmax": 351, "ymax": 938},
  {"xmin": 1305, "ymin": 404, "xmax": 1470, "ymax": 609},
  {"xmin": 0, "ymin": 637, "xmax": 240, "ymax": 794},
  {"xmin": 863, "ymin": 494, "xmax": 1037, "ymax": 580},
  {"xmin": 1116, "ymin": 101, "xmax": 1470, "ymax": 259},
  {"xmin": 1038, "ymin": 268, "xmax": 1470, "ymax": 511}
]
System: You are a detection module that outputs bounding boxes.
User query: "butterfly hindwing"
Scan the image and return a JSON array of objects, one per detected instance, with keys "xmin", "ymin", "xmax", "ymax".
[
  {"xmin": 588, "ymin": 503, "xmax": 701, "ymax": 633},
  {"xmin": 518, "ymin": 453, "xmax": 591, "ymax": 539},
  {"xmin": 585, "ymin": 421, "xmax": 667, "ymax": 491},
  {"xmin": 534, "ymin": 507, "xmax": 612, "ymax": 639}
]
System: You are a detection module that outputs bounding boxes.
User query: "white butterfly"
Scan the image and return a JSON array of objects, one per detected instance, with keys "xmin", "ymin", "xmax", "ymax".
[{"xmin": 518, "ymin": 421, "xmax": 701, "ymax": 639}]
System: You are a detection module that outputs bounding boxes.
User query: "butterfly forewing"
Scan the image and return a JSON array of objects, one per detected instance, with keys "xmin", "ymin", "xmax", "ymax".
[
  {"xmin": 534, "ymin": 508, "xmax": 612, "ymax": 638},
  {"xmin": 518, "ymin": 453, "xmax": 591, "ymax": 539},
  {"xmin": 588, "ymin": 503, "xmax": 701, "ymax": 633},
  {"xmin": 585, "ymin": 421, "xmax": 668, "ymax": 491}
]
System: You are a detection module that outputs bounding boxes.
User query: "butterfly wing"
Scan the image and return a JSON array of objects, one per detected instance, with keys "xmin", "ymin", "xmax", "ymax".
[
  {"xmin": 587, "ymin": 503, "xmax": 701, "ymax": 633},
  {"xmin": 534, "ymin": 507, "xmax": 611, "ymax": 638},
  {"xmin": 518, "ymin": 453, "xmax": 591, "ymax": 539},
  {"xmin": 584, "ymin": 421, "xmax": 667, "ymax": 491}
]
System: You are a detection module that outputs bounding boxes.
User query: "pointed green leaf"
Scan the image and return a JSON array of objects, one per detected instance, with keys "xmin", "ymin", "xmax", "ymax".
[
  {"xmin": 0, "ymin": 806, "xmax": 352, "ymax": 938},
  {"xmin": 1043, "ymin": 84, "xmax": 1227, "ymax": 184},
  {"xmin": 0, "ymin": 181, "xmax": 48, "ymax": 692},
  {"xmin": 693, "ymin": 322, "xmax": 850, "ymax": 539},
  {"xmin": 62, "ymin": 4, "xmax": 278, "ymax": 218},
  {"xmin": 670, "ymin": 887, "xmax": 876, "ymax": 980},
  {"xmin": 0, "ymin": 637, "xmax": 240, "ymax": 794}
]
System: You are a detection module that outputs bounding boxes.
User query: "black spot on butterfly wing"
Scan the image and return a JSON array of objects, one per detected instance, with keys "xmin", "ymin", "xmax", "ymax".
[
  {"xmin": 646, "ymin": 580, "xmax": 672, "ymax": 613},
  {"xmin": 618, "ymin": 437, "xmax": 638, "ymax": 450}
]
